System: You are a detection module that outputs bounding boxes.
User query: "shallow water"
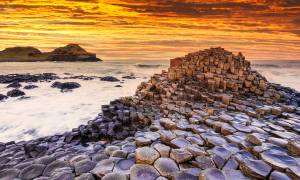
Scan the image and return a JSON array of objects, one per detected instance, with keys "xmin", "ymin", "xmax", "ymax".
[{"xmin": 0, "ymin": 60, "xmax": 299, "ymax": 142}]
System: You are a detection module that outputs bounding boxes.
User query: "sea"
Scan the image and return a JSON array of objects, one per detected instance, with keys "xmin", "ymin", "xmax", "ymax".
[{"xmin": 0, "ymin": 60, "xmax": 299, "ymax": 142}]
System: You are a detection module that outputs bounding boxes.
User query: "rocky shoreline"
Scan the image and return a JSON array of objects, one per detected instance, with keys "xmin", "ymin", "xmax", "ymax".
[{"xmin": 0, "ymin": 47, "xmax": 300, "ymax": 180}]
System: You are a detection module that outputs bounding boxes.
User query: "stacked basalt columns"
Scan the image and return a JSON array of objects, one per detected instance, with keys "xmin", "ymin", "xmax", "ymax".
[{"xmin": 168, "ymin": 47, "xmax": 267, "ymax": 95}]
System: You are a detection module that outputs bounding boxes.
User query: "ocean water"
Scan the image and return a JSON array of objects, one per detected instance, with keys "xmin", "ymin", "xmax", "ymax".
[{"xmin": 0, "ymin": 60, "xmax": 299, "ymax": 142}]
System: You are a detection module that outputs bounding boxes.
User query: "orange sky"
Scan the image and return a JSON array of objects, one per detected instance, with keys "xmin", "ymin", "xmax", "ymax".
[{"xmin": 0, "ymin": 0, "xmax": 300, "ymax": 60}]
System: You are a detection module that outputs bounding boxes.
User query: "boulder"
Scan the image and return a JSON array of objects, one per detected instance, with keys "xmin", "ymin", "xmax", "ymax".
[
  {"xmin": 24, "ymin": 84, "xmax": 38, "ymax": 89},
  {"xmin": 0, "ymin": 94, "xmax": 8, "ymax": 101},
  {"xmin": 6, "ymin": 81, "xmax": 22, "ymax": 88},
  {"xmin": 7, "ymin": 89, "xmax": 25, "ymax": 97},
  {"xmin": 101, "ymin": 76, "xmax": 120, "ymax": 82}
]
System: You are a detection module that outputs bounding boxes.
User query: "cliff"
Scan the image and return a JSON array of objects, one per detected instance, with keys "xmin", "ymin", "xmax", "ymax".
[{"xmin": 0, "ymin": 44, "xmax": 102, "ymax": 62}]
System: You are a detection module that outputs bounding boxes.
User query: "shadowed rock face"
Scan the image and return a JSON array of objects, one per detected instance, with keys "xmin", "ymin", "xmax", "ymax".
[
  {"xmin": 0, "ymin": 44, "xmax": 102, "ymax": 62},
  {"xmin": 0, "ymin": 47, "xmax": 299, "ymax": 179}
]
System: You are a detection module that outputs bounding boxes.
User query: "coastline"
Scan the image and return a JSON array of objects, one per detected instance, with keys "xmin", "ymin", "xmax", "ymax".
[{"xmin": 0, "ymin": 48, "xmax": 300, "ymax": 179}]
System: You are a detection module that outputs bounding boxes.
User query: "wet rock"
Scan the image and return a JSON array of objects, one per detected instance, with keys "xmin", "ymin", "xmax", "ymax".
[
  {"xmin": 34, "ymin": 155, "xmax": 56, "ymax": 165},
  {"xmin": 7, "ymin": 81, "xmax": 22, "ymax": 88},
  {"xmin": 144, "ymin": 132, "xmax": 160, "ymax": 141},
  {"xmin": 224, "ymin": 170, "xmax": 249, "ymax": 180},
  {"xmin": 24, "ymin": 84, "xmax": 38, "ymax": 89},
  {"xmin": 51, "ymin": 81, "xmax": 63, "ymax": 88},
  {"xmin": 102, "ymin": 172, "xmax": 128, "ymax": 180},
  {"xmin": 246, "ymin": 133, "xmax": 266, "ymax": 145},
  {"xmin": 199, "ymin": 168, "xmax": 226, "ymax": 180},
  {"xmin": 51, "ymin": 170, "xmax": 74, "ymax": 180},
  {"xmin": 91, "ymin": 159, "xmax": 115, "ymax": 177},
  {"xmin": 160, "ymin": 118, "xmax": 177, "ymax": 130},
  {"xmin": 74, "ymin": 159, "xmax": 97, "ymax": 176},
  {"xmin": 19, "ymin": 164, "xmax": 46, "ymax": 180},
  {"xmin": 135, "ymin": 137, "xmax": 152, "ymax": 146},
  {"xmin": 130, "ymin": 164, "xmax": 160, "ymax": 180},
  {"xmin": 61, "ymin": 82, "xmax": 81, "ymax": 90},
  {"xmin": 170, "ymin": 137, "xmax": 191, "ymax": 148},
  {"xmin": 153, "ymin": 143, "xmax": 170, "ymax": 157},
  {"xmin": 0, "ymin": 168, "xmax": 20, "ymax": 179},
  {"xmin": 0, "ymin": 94, "xmax": 8, "ymax": 101},
  {"xmin": 240, "ymin": 159, "xmax": 271, "ymax": 179},
  {"xmin": 222, "ymin": 158, "xmax": 239, "ymax": 170},
  {"xmin": 153, "ymin": 158, "xmax": 179, "ymax": 178},
  {"xmin": 114, "ymin": 158, "xmax": 135, "ymax": 174},
  {"xmin": 75, "ymin": 173, "xmax": 95, "ymax": 180},
  {"xmin": 101, "ymin": 76, "xmax": 120, "ymax": 82},
  {"xmin": 7, "ymin": 89, "xmax": 25, "ymax": 97},
  {"xmin": 51, "ymin": 81, "xmax": 81, "ymax": 91},
  {"xmin": 192, "ymin": 155, "xmax": 215, "ymax": 170},
  {"xmin": 170, "ymin": 148, "xmax": 193, "ymax": 163},
  {"xmin": 286, "ymin": 166, "xmax": 300, "ymax": 179},
  {"xmin": 205, "ymin": 136, "xmax": 227, "ymax": 147},
  {"xmin": 270, "ymin": 171, "xmax": 292, "ymax": 180},
  {"xmin": 105, "ymin": 146, "xmax": 121, "ymax": 156},
  {"xmin": 287, "ymin": 139, "xmax": 300, "ymax": 156},
  {"xmin": 136, "ymin": 147, "xmax": 159, "ymax": 164},
  {"xmin": 43, "ymin": 160, "xmax": 70, "ymax": 176},
  {"xmin": 111, "ymin": 150, "xmax": 127, "ymax": 158},
  {"xmin": 232, "ymin": 123, "xmax": 252, "ymax": 133},
  {"xmin": 260, "ymin": 151, "xmax": 298, "ymax": 171},
  {"xmin": 172, "ymin": 171, "xmax": 197, "ymax": 180}
]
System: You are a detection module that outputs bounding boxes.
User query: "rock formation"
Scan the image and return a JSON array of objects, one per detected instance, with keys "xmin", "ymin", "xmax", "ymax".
[
  {"xmin": 0, "ymin": 44, "xmax": 102, "ymax": 62},
  {"xmin": 0, "ymin": 47, "xmax": 300, "ymax": 180}
]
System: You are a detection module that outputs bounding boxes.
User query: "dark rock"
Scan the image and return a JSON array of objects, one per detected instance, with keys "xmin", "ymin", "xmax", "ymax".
[
  {"xmin": 101, "ymin": 76, "xmax": 120, "ymax": 82},
  {"xmin": 24, "ymin": 84, "xmax": 38, "ymax": 89},
  {"xmin": 19, "ymin": 164, "xmax": 46, "ymax": 180},
  {"xmin": 43, "ymin": 160, "xmax": 70, "ymax": 176},
  {"xmin": 74, "ymin": 159, "xmax": 97, "ymax": 176},
  {"xmin": 0, "ymin": 73, "xmax": 58, "ymax": 83},
  {"xmin": 7, "ymin": 89, "xmax": 25, "ymax": 97},
  {"xmin": 51, "ymin": 81, "xmax": 81, "ymax": 91},
  {"xmin": 0, "ymin": 168, "xmax": 20, "ymax": 179},
  {"xmin": 61, "ymin": 82, "xmax": 81, "ymax": 90},
  {"xmin": 51, "ymin": 81, "xmax": 63, "ymax": 88},
  {"xmin": 6, "ymin": 81, "xmax": 22, "ymax": 88},
  {"xmin": 0, "ymin": 94, "xmax": 7, "ymax": 101}
]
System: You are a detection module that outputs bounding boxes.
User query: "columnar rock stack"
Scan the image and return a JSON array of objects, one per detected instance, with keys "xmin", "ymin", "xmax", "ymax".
[
  {"xmin": 168, "ymin": 47, "xmax": 267, "ymax": 95},
  {"xmin": 0, "ymin": 48, "xmax": 300, "ymax": 180}
]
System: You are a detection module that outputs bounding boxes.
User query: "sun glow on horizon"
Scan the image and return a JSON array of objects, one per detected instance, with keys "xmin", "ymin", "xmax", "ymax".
[{"xmin": 0, "ymin": 0, "xmax": 300, "ymax": 60}]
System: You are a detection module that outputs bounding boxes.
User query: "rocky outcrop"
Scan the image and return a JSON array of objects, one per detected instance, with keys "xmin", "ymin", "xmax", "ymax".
[
  {"xmin": 0, "ymin": 47, "xmax": 299, "ymax": 179},
  {"xmin": 0, "ymin": 44, "xmax": 102, "ymax": 62}
]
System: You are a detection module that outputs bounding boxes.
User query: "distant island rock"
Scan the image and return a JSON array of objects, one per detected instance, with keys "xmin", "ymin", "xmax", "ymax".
[{"xmin": 0, "ymin": 44, "xmax": 102, "ymax": 62}]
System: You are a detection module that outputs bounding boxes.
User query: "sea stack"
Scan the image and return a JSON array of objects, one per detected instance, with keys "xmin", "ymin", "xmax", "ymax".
[{"xmin": 0, "ymin": 48, "xmax": 300, "ymax": 179}]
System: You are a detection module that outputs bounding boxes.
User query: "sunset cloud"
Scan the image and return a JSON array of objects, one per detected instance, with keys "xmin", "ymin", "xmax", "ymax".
[{"xmin": 0, "ymin": 0, "xmax": 299, "ymax": 60}]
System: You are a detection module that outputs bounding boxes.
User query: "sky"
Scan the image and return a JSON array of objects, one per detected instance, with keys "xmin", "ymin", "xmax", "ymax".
[{"xmin": 0, "ymin": 0, "xmax": 300, "ymax": 61}]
